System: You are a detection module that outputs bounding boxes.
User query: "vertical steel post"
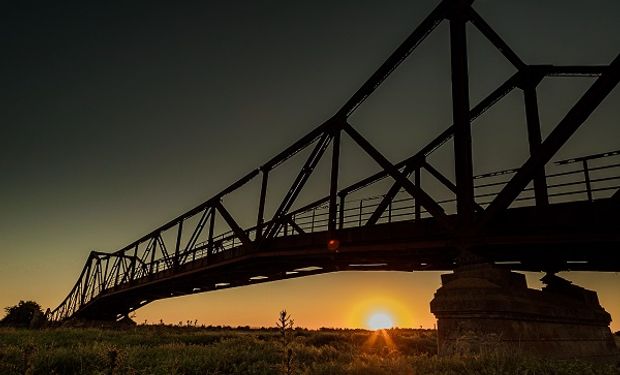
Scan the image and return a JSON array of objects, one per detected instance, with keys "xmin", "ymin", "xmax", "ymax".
[
  {"xmin": 449, "ymin": 5, "xmax": 475, "ymax": 225},
  {"xmin": 130, "ymin": 244, "xmax": 138, "ymax": 281},
  {"xmin": 582, "ymin": 160, "xmax": 593, "ymax": 202},
  {"xmin": 91, "ymin": 259, "xmax": 100, "ymax": 300},
  {"xmin": 114, "ymin": 258, "xmax": 121, "ymax": 287},
  {"xmin": 174, "ymin": 219, "xmax": 183, "ymax": 268},
  {"xmin": 358, "ymin": 200, "xmax": 363, "ymax": 226},
  {"xmin": 103, "ymin": 257, "xmax": 109, "ymax": 290},
  {"xmin": 150, "ymin": 237, "xmax": 157, "ymax": 275},
  {"xmin": 256, "ymin": 169, "xmax": 269, "ymax": 241},
  {"xmin": 414, "ymin": 167, "xmax": 421, "ymax": 220},
  {"xmin": 81, "ymin": 260, "xmax": 92, "ymax": 304},
  {"xmin": 338, "ymin": 194, "xmax": 346, "ymax": 229},
  {"xmin": 523, "ymin": 85, "xmax": 549, "ymax": 206},
  {"xmin": 207, "ymin": 207, "xmax": 215, "ymax": 258},
  {"xmin": 328, "ymin": 128, "xmax": 341, "ymax": 234}
]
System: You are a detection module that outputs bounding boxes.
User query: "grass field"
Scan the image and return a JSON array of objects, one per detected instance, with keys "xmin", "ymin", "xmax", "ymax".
[{"xmin": 0, "ymin": 326, "xmax": 618, "ymax": 374}]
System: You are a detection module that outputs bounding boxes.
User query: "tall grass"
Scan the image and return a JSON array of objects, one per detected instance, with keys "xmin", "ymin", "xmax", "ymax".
[{"xmin": 0, "ymin": 327, "xmax": 617, "ymax": 374}]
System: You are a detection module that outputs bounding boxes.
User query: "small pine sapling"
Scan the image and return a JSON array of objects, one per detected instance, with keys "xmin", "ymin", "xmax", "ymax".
[{"xmin": 276, "ymin": 310, "xmax": 295, "ymax": 375}]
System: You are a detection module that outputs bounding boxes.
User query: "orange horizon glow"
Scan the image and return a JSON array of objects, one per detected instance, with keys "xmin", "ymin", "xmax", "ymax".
[
  {"xmin": 120, "ymin": 271, "xmax": 620, "ymax": 331},
  {"xmin": 17, "ymin": 271, "xmax": 616, "ymax": 331},
  {"xmin": 348, "ymin": 295, "xmax": 416, "ymax": 329},
  {"xmin": 108, "ymin": 272, "xmax": 438, "ymax": 330}
]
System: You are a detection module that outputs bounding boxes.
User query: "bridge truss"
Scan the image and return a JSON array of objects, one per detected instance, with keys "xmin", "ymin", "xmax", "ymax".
[{"xmin": 49, "ymin": 0, "xmax": 620, "ymax": 322}]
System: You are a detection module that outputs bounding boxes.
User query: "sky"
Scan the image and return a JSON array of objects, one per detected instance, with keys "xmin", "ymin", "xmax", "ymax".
[{"xmin": 1, "ymin": 0, "xmax": 619, "ymax": 330}]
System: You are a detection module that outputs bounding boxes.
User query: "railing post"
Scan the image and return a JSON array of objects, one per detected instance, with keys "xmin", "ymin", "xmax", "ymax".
[
  {"xmin": 311, "ymin": 208, "xmax": 316, "ymax": 232},
  {"xmin": 582, "ymin": 160, "xmax": 593, "ymax": 202},
  {"xmin": 388, "ymin": 199, "xmax": 392, "ymax": 223}
]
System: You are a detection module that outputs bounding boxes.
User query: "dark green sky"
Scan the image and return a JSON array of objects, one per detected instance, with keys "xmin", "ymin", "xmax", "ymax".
[{"xmin": 1, "ymin": 0, "xmax": 619, "ymax": 328}]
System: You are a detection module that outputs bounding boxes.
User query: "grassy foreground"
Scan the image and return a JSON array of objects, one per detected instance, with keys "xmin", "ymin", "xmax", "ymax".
[{"xmin": 0, "ymin": 326, "xmax": 618, "ymax": 375}]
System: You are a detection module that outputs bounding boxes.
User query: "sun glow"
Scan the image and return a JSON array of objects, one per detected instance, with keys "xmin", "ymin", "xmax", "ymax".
[
  {"xmin": 348, "ymin": 295, "xmax": 414, "ymax": 329},
  {"xmin": 367, "ymin": 312, "xmax": 394, "ymax": 330}
]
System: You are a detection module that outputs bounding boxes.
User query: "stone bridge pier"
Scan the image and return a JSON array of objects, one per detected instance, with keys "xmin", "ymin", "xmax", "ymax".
[{"xmin": 430, "ymin": 263, "xmax": 619, "ymax": 361}]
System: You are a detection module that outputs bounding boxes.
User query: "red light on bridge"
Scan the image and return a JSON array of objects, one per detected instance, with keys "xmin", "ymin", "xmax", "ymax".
[{"xmin": 327, "ymin": 239, "xmax": 340, "ymax": 251}]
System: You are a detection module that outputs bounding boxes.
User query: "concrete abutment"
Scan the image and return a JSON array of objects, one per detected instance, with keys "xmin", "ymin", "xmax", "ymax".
[{"xmin": 430, "ymin": 263, "xmax": 619, "ymax": 361}]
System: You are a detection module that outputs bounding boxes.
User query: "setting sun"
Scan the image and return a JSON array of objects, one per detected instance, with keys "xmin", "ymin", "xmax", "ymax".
[
  {"xmin": 367, "ymin": 312, "xmax": 394, "ymax": 330},
  {"xmin": 348, "ymin": 295, "xmax": 415, "ymax": 329}
]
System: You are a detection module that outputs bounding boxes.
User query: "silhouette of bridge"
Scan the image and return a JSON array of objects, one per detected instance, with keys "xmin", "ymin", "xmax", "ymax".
[{"xmin": 49, "ymin": 0, "xmax": 620, "ymax": 322}]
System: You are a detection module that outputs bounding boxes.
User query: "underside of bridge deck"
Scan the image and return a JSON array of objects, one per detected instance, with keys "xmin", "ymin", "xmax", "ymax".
[{"xmin": 69, "ymin": 199, "xmax": 620, "ymax": 322}]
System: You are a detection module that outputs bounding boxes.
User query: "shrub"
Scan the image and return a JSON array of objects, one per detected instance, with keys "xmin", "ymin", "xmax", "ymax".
[{"xmin": 1, "ymin": 301, "xmax": 46, "ymax": 328}]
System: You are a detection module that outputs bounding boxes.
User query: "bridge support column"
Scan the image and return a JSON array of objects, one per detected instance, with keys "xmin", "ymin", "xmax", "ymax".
[{"xmin": 430, "ymin": 264, "xmax": 618, "ymax": 361}]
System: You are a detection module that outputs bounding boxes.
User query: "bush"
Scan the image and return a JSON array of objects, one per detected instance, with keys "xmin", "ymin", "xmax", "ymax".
[{"xmin": 1, "ymin": 301, "xmax": 46, "ymax": 328}]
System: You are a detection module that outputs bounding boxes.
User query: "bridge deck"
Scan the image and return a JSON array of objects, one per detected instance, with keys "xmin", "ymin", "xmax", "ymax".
[{"xmin": 74, "ymin": 199, "xmax": 620, "ymax": 321}]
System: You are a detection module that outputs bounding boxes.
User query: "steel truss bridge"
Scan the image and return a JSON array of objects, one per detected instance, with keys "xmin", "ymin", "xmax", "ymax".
[{"xmin": 49, "ymin": 0, "xmax": 620, "ymax": 322}]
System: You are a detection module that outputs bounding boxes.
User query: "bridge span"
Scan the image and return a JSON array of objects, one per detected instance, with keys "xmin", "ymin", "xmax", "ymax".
[
  {"xmin": 49, "ymin": 0, "xmax": 620, "ymax": 360},
  {"xmin": 52, "ymin": 148, "xmax": 620, "ymax": 320},
  {"xmin": 48, "ymin": 141, "xmax": 620, "ymax": 322}
]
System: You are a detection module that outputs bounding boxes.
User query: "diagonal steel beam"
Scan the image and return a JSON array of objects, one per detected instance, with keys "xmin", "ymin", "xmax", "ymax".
[
  {"xmin": 336, "ymin": 1, "xmax": 447, "ymax": 118},
  {"xmin": 183, "ymin": 207, "xmax": 212, "ymax": 253},
  {"xmin": 263, "ymin": 120, "xmax": 332, "ymax": 170},
  {"xmin": 285, "ymin": 215, "xmax": 306, "ymax": 235},
  {"xmin": 481, "ymin": 53, "xmax": 620, "ymax": 226},
  {"xmin": 363, "ymin": 74, "xmax": 518, "ymax": 224},
  {"xmin": 343, "ymin": 123, "xmax": 451, "ymax": 229},
  {"xmin": 467, "ymin": 7, "xmax": 525, "ymax": 70},
  {"xmin": 215, "ymin": 202, "xmax": 252, "ymax": 248},
  {"xmin": 340, "ymin": 73, "xmax": 520, "ymax": 197},
  {"xmin": 180, "ymin": 207, "xmax": 214, "ymax": 264},
  {"xmin": 365, "ymin": 162, "xmax": 418, "ymax": 226},
  {"xmin": 423, "ymin": 161, "xmax": 484, "ymax": 213},
  {"xmin": 264, "ymin": 132, "xmax": 332, "ymax": 239},
  {"xmin": 156, "ymin": 234, "xmax": 174, "ymax": 269}
]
